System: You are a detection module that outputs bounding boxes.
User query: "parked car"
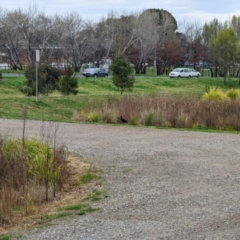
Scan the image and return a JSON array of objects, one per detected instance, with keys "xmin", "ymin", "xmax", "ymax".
[
  {"xmin": 169, "ymin": 68, "xmax": 201, "ymax": 78},
  {"xmin": 82, "ymin": 68, "xmax": 108, "ymax": 78}
]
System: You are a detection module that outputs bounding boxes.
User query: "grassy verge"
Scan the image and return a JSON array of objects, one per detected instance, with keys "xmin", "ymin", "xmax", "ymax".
[{"xmin": 1, "ymin": 75, "xmax": 239, "ymax": 122}]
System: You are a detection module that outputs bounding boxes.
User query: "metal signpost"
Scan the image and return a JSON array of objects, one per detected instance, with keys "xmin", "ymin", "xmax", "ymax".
[{"xmin": 35, "ymin": 50, "xmax": 40, "ymax": 102}]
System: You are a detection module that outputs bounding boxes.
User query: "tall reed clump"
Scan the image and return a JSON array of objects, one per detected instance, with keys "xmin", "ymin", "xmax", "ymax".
[
  {"xmin": 99, "ymin": 107, "xmax": 118, "ymax": 123},
  {"xmin": 142, "ymin": 110, "xmax": 154, "ymax": 126},
  {"xmin": 0, "ymin": 136, "xmax": 67, "ymax": 225}
]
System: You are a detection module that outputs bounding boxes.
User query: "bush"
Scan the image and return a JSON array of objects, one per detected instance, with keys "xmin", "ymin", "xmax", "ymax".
[
  {"xmin": 226, "ymin": 88, "xmax": 240, "ymax": 100},
  {"xmin": 58, "ymin": 66, "xmax": 78, "ymax": 95},
  {"xmin": 100, "ymin": 108, "xmax": 117, "ymax": 123},
  {"xmin": 129, "ymin": 116, "xmax": 138, "ymax": 125},
  {"xmin": 142, "ymin": 111, "xmax": 154, "ymax": 126},
  {"xmin": 20, "ymin": 86, "xmax": 34, "ymax": 96},
  {"xmin": 201, "ymin": 87, "xmax": 229, "ymax": 101},
  {"xmin": 88, "ymin": 112, "xmax": 99, "ymax": 122},
  {"xmin": 0, "ymin": 137, "xmax": 67, "ymax": 223},
  {"xmin": 24, "ymin": 64, "xmax": 60, "ymax": 96},
  {"xmin": 175, "ymin": 113, "xmax": 188, "ymax": 128}
]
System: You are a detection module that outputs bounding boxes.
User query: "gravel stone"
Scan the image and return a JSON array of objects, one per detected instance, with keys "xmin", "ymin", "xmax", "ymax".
[{"xmin": 1, "ymin": 119, "xmax": 240, "ymax": 239}]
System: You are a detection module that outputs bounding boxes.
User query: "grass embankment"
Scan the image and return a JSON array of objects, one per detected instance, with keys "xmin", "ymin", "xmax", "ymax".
[{"xmin": 0, "ymin": 74, "xmax": 239, "ymax": 121}]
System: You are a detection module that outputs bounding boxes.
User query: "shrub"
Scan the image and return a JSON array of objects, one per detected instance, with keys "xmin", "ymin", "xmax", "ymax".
[
  {"xmin": 58, "ymin": 66, "xmax": 78, "ymax": 95},
  {"xmin": 99, "ymin": 108, "xmax": 117, "ymax": 123},
  {"xmin": 72, "ymin": 110, "xmax": 89, "ymax": 122},
  {"xmin": 226, "ymin": 88, "xmax": 240, "ymax": 100},
  {"xmin": 0, "ymin": 137, "xmax": 67, "ymax": 223},
  {"xmin": 201, "ymin": 87, "xmax": 229, "ymax": 101},
  {"xmin": 24, "ymin": 64, "xmax": 60, "ymax": 96},
  {"xmin": 175, "ymin": 113, "xmax": 188, "ymax": 128},
  {"xmin": 142, "ymin": 111, "xmax": 154, "ymax": 126},
  {"xmin": 20, "ymin": 86, "xmax": 33, "ymax": 96},
  {"xmin": 152, "ymin": 113, "xmax": 163, "ymax": 127},
  {"xmin": 129, "ymin": 116, "xmax": 138, "ymax": 125},
  {"xmin": 88, "ymin": 112, "xmax": 99, "ymax": 122}
]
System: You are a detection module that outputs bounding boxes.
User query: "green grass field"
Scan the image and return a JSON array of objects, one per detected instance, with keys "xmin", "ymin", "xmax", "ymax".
[{"xmin": 0, "ymin": 74, "xmax": 239, "ymax": 122}]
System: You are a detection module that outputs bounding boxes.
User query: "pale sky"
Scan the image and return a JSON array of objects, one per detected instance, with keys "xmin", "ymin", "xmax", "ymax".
[{"xmin": 2, "ymin": 0, "xmax": 240, "ymax": 24}]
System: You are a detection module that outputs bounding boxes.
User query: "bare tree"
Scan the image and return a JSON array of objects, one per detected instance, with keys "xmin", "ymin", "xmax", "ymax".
[
  {"xmin": 132, "ymin": 9, "xmax": 177, "ymax": 74},
  {"xmin": 0, "ymin": 10, "xmax": 25, "ymax": 70},
  {"xmin": 177, "ymin": 20, "xmax": 207, "ymax": 69},
  {"xmin": 158, "ymin": 29, "xmax": 182, "ymax": 71},
  {"xmin": 60, "ymin": 12, "xmax": 86, "ymax": 71},
  {"xmin": 82, "ymin": 20, "xmax": 102, "ymax": 67},
  {"xmin": 92, "ymin": 11, "xmax": 138, "ymax": 67},
  {"xmin": 133, "ymin": 11, "xmax": 160, "ymax": 74},
  {"xmin": 34, "ymin": 13, "xmax": 59, "ymax": 63},
  {"xmin": 0, "ymin": 7, "xmax": 62, "ymax": 69},
  {"xmin": 12, "ymin": 6, "xmax": 42, "ymax": 65}
]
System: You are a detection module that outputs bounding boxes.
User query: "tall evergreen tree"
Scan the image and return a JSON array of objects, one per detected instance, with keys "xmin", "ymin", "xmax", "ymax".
[{"xmin": 111, "ymin": 54, "xmax": 135, "ymax": 95}]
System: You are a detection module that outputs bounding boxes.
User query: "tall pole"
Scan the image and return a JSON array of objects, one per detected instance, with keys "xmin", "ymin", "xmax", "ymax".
[
  {"xmin": 154, "ymin": 46, "xmax": 157, "ymax": 76},
  {"xmin": 35, "ymin": 50, "xmax": 40, "ymax": 102}
]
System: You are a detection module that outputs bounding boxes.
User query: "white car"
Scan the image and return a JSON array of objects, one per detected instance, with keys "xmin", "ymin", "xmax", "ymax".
[{"xmin": 169, "ymin": 68, "xmax": 201, "ymax": 78}]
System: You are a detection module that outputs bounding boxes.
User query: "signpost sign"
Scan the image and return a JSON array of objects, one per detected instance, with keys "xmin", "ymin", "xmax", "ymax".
[{"xmin": 35, "ymin": 50, "xmax": 40, "ymax": 102}]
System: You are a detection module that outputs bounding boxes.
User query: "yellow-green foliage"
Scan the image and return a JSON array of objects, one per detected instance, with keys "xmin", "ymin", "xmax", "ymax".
[
  {"xmin": 24, "ymin": 139, "xmax": 61, "ymax": 183},
  {"xmin": 0, "ymin": 137, "xmax": 67, "ymax": 222},
  {"xmin": 88, "ymin": 112, "xmax": 99, "ymax": 122},
  {"xmin": 2, "ymin": 138, "xmax": 61, "ymax": 183},
  {"xmin": 202, "ymin": 87, "xmax": 229, "ymax": 101},
  {"xmin": 23, "ymin": 138, "xmax": 51, "ymax": 158},
  {"xmin": 2, "ymin": 139, "xmax": 23, "ymax": 162},
  {"xmin": 226, "ymin": 88, "xmax": 240, "ymax": 99}
]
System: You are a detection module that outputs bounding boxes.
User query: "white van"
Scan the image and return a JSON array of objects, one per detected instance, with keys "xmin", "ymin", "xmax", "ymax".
[{"xmin": 169, "ymin": 68, "xmax": 201, "ymax": 78}]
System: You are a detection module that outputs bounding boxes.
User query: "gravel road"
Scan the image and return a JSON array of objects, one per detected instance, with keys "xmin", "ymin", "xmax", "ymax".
[{"xmin": 1, "ymin": 119, "xmax": 240, "ymax": 240}]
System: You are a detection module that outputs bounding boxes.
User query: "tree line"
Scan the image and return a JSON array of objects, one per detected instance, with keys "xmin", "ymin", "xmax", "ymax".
[{"xmin": 0, "ymin": 6, "xmax": 240, "ymax": 80}]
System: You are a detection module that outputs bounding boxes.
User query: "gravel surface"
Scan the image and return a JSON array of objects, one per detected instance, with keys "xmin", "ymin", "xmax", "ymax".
[{"xmin": 1, "ymin": 119, "xmax": 240, "ymax": 240}]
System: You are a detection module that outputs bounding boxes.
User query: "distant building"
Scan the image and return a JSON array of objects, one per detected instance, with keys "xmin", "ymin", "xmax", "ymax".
[{"xmin": 0, "ymin": 53, "xmax": 10, "ymax": 69}]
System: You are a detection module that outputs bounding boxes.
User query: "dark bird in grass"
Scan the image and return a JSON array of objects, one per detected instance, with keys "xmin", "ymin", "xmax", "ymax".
[{"xmin": 120, "ymin": 116, "xmax": 128, "ymax": 123}]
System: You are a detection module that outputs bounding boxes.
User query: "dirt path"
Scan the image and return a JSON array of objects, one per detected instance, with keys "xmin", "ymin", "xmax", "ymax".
[{"xmin": 1, "ymin": 119, "xmax": 240, "ymax": 239}]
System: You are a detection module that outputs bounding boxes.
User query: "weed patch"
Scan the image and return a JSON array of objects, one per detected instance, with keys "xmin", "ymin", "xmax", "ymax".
[
  {"xmin": 40, "ymin": 212, "xmax": 70, "ymax": 221},
  {"xmin": 84, "ymin": 189, "xmax": 106, "ymax": 201},
  {"xmin": 80, "ymin": 172, "xmax": 98, "ymax": 184},
  {"xmin": 0, "ymin": 235, "xmax": 9, "ymax": 240}
]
